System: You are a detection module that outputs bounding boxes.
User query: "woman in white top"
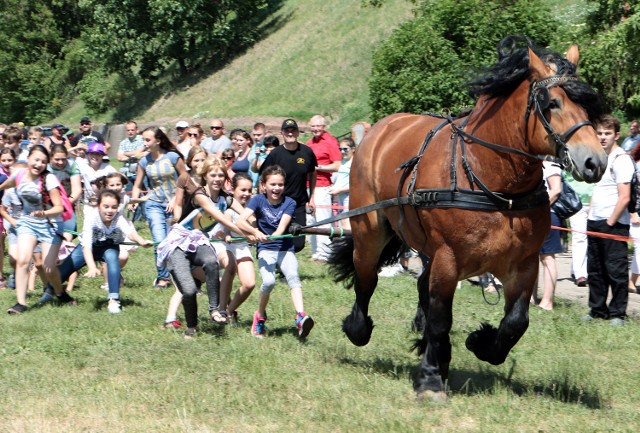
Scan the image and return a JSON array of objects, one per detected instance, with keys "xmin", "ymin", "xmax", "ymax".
[{"xmin": 329, "ymin": 137, "xmax": 355, "ymax": 230}]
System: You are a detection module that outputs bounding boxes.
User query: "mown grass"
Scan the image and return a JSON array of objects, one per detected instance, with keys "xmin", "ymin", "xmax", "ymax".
[{"xmin": 1, "ymin": 221, "xmax": 639, "ymax": 432}]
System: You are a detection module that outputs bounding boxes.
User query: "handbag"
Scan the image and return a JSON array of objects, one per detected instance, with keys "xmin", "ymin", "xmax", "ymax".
[{"xmin": 551, "ymin": 178, "xmax": 582, "ymax": 219}]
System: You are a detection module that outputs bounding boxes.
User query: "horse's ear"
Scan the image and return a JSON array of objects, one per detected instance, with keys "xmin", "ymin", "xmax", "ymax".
[
  {"xmin": 527, "ymin": 48, "xmax": 549, "ymax": 79},
  {"xmin": 566, "ymin": 44, "xmax": 580, "ymax": 66}
]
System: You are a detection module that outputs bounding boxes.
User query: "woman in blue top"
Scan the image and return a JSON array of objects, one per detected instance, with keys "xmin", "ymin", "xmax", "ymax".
[
  {"xmin": 130, "ymin": 126, "xmax": 187, "ymax": 288},
  {"xmin": 237, "ymin": 165, "xmax": 314, "ymax": 339},
  {"xmin": 230, "ymin": 130, "xmax": 253, "ymax": 174}
]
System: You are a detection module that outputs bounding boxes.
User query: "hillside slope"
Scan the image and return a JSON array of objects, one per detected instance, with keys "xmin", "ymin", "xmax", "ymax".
[{"xmin": 135, "ymin": 0, "xmax": 413, "ymax": 128}]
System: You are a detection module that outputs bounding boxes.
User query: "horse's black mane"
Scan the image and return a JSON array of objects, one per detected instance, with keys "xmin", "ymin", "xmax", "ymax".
[{"xmin": 468, "ymin": 35, "xmax": 603, "ymax": 120}]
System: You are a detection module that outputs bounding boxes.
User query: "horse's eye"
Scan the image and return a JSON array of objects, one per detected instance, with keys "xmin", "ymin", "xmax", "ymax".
[{"xmin": 548, "ymin": 99, "xmax": 561, "ymax": 110}]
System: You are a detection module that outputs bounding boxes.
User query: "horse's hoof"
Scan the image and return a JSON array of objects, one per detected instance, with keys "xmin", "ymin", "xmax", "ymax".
[
  {"xmin": 342, "ymin": 314, "xmax": 373, "ymax": 346},
  {"xmin": 416, "ymin": 389, "xmax": 448, "ymax": 404},
  {"xmin": 465, "ymin": 323, "xmax": 505, "ymax": 365}
]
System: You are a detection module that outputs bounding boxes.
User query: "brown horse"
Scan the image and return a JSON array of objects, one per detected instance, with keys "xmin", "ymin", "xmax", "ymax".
[{"xmin": 328, "ymin": 36, "xmax": 607, "ymax": 398}]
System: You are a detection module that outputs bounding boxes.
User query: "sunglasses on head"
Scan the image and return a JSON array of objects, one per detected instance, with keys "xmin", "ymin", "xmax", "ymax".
[{"xmin": 210, "ymin": 126, "xmax": 222, "ymax": 130}]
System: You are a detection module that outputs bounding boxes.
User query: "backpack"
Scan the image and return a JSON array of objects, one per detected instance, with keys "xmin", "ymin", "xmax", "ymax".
[
  {"xmin": 611, "ymin": 153, "xmax": 640, "ymax": 214},
  {"xmin": 15, "ymin": 169, "xmax": 74, "ymax": 221}
]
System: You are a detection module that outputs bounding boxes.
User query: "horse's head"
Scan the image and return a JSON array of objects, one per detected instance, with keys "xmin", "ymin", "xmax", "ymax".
[{"xmin": 526, "ymin": 46, "xmax": 607, "ymax": 183}]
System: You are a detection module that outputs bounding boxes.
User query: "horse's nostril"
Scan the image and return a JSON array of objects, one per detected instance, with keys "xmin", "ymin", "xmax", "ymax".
[{"xmin": 584, "ymin": 157, "xmax": 595, "ymax": 172}]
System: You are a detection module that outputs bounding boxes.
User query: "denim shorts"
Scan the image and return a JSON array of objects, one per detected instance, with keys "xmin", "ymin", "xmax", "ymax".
[{"xmin": 16, "ymin": 217, "xmax": 63, "ymax": 245}]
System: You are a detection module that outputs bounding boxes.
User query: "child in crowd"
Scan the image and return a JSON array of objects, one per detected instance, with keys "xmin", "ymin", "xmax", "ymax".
[
  {"xmin": 2, "ymin": 126, "xmax": 23, "ymax": 161},
  {"xmin": 76, "ymin": 142, "xmax": 116, "ymax": 210},
  {"xmin": 44, "ymin": 189, "xmax": 152, "ymax": 313},
  {"xmin": 157, "ymin": 157, "xmax": 246, "ymax": 337},
  {"xmin": 250, "ymin": 135, "xmax": 280, "ymax": 177},
  {"xmin": 213, "ymin": 172, "xmax": 257, "ymax": 325},
  {"xmin": 0, "ymin": 160, "xmax": 24, "ymax": 290},
  {"xmin": 0, "ymin": 149, "xmax": 14, "ymax": 288},
  {"xmin": 0, "ymin": 145, "xmax": 76, "ymax": 313},
  {"xmin": 237, "ymin": 165, "xmax": 314, "ymax": 339}
]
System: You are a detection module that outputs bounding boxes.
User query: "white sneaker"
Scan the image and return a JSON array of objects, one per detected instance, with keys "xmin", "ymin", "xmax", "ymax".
[
  {"xmin": 101, "ymin": 283, "xmax": 109, "ymax": 291},
  {"xmin": 107, "ymin": 299, "xmax": 122, "ymax": 314},
  {"xmin": 378, "ymin": 263, "xmax": 405, "ymax": 277}
]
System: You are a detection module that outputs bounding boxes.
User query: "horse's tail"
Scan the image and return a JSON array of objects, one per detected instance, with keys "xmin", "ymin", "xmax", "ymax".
[{"xmin": 328, "ymin": 233, "xmax": 404, "ymax": 289}]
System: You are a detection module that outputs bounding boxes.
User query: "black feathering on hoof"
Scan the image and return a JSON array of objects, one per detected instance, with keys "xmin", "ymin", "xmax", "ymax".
[
  {"xmin": 465, "ymin": 322, "xmax": 506, "ymax": 365},
  {"xmin": 343, "ymin": 313, "xmax": 374, "ymax": 346},
  {"xmin": 411, "ymin": 337, "xmax": 428, "ymax": 356},
  {"xmin": 328, "ymin": 237, "xmax": 356, "ymax": 288}
]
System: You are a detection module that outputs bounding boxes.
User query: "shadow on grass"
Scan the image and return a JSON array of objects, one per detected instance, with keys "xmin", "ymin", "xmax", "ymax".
[
  {"xmin": 337, "ymin": 356, "xmax": 605, "ymax": 408},
  {"xmin": 449, "ymin": 365, "xmax": 605, "ymax": 409},
  {"xmin": 91, "ymin": 298, "xmax": 144, "ymax": 312}
]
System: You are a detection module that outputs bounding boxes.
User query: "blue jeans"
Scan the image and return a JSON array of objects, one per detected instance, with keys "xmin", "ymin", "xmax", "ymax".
[
  {"xmin": 145, "ymin": 200, "xmax": 172, "ymax": 281},
  {"xmin": 55, "ymin": 243, "xmax": 122, "ymax": 299}
]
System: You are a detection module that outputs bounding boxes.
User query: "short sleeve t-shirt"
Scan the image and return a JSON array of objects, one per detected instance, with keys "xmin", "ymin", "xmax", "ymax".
[
  {"xmin": 247, "ymin": 194, "xmax": 296, "ymax": 253},
  {"xmin": 176, "ymin": 173, "xmax": 202, "ymax": 223},
  {"xmin": 48, "ymin": 160, "xmax": 81, "ymax": 197},
  {"xmin": 76, "ymin": 159, "xmax": 116, "ymax": 204},
  {"xmin": 589, "ymin": 147, "xmax": 635, "ymax": 224},
  {"xmin": 306, "ymin": 132, "xmax": 341, "ymax": 187},
  {"xmin": 70, "ymin": 130, "xmax": 106, "ymax": 147},
  {"xmin": 139, "ymin": 152, "xmax": 181, "ymax": 203},
  {"xmin": 12, "ymin": 169, "xmax": 63, "ymax": 223},
  {"xmin": 260, "ymin": 143, "xmax": 317, "ymax": 206},
  {"xmin": 201, "ymin": 136, "xmax": 232, "ymax": 155}
]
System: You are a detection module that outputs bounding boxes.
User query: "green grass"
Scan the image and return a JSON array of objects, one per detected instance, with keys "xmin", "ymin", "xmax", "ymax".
[{"xmin": 1, "ymin": 222, "xmax": 639, "ymax": 431}]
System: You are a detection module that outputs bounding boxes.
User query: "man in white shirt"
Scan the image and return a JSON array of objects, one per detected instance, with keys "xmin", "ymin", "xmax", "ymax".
[{"xmin": 585, "ymin": 114, "xmax": 634, "ymax": 326}]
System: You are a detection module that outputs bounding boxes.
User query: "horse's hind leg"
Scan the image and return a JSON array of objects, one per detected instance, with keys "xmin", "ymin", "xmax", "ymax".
[
  {"xmin": 465, "ymin": 253, "xmax": 537, "ymax": 365},
  {"xmin": 412, "ymin": 254, "xmax": 455, "ymax": 395},
  {"xmin": 343, "ymin": 222, "xmax": 400, "ymax": 346}
]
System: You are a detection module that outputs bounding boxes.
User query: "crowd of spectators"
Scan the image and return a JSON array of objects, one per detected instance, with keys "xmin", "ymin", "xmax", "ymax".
[{"xmin": 0, "ymin": 115, "xmax": 353, "ymax": 338}]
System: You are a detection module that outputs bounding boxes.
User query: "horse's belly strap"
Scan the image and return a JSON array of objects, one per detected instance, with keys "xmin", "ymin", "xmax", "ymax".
[{"xmin": 409, "ymin": 187, "xmax": 549, "ymax": 211}]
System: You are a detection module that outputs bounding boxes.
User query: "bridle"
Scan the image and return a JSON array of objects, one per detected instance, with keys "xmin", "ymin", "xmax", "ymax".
[
  {"xmin": 524, "ymin": 75, "xmax": 593, "ymax": 168},
  {"xmin": 449, "ymin": 74, "xmax": 593, "ymax": 169}
]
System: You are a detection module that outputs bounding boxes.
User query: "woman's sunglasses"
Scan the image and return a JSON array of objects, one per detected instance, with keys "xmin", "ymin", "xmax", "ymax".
[
  {"xmin": 188, "ymin": 133, "xmax": 199, "ymax": 137},
  {"xmin": 339, "ymin": 147, "xmax": 352, "ymax": 151}
]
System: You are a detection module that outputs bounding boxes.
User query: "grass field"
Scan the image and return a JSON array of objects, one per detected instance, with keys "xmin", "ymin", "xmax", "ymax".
[{"xmin": 1, "ymin": 221, "xmax": 639, "ymax": 432}]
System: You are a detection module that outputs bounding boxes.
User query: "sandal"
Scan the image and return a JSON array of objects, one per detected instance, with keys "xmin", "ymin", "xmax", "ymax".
[
  {"xmin": 154, "ymin": 278, "xmax": 171, "ymax": 289},
  {"xmin": 210, "ymin": 309, "xmax": 228, "ymax": 324},
  {"xmin": 7, "ymin": 303, "xmax": 28, "ymax": 314}
]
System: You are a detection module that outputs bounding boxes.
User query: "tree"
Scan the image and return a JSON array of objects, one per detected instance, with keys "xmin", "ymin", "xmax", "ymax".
[{"xmin": 369, "ymin": 0, "xmax": 558, "ymax": 121}]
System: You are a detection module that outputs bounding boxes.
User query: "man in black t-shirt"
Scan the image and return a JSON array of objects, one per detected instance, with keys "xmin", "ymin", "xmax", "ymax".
[
  {"xmin": 260, "ymin": 118, "xmax": 317, "ymax": 252},
  {"xmin": 70, "ymin": 116, "xmax": 111, "ymax": 159}
]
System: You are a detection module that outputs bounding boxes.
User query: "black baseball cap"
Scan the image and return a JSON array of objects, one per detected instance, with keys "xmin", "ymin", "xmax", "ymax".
[
  {"xmin": 281, "ymin": 118, "xmax": 299, "ymax": 131},
  {"xmin": 52, "ymin": 123, "xmax": 65, "ymax": 129},
  {"xmin": 80, "ymin": 116, "xmax": 91, "ymax": 124}
]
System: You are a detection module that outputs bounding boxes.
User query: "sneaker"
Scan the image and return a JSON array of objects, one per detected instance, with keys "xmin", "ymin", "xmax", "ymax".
[
  {"xmin": 252, "ymin": 311, "xmax": 266, "ymax": 338},
  {"xmin": 56, "ymin": 292, "xmax": 78, "ymax": 306},
  {"xmin": 107, "ymin": 299, "xmax": 122, "ymax": 314},
  {"xmin": 295, "ymin": 313, "xmax": 315, "ymax": 339},
  {"xmin": 582, "ymin": 313, "xmax": 595, "ymax": 322},
  {"xmin": 162, "ymin": 319, "xmax": 182, "ymax": 329},
  {"xmin": 101, "ymin": 283, "xmax": 109, "ymax": 291},
  {"xmin": 609, "ymin": 317, "xmax": 625, "ymax": 327},
  {"xmin": 378, "ymin": 263, "xmax": 404, "ymax": 278},
  {"xmin": 183, "ymin": 327, "xmax": 197, "ymax": 339},
  {"xmin": 38, "ymin": 290, "xmax": 55, "ymax": 305}
]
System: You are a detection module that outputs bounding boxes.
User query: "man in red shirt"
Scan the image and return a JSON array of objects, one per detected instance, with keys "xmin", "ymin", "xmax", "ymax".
[{"xmin": 306, "ymin": 115, "xmax": 342, "ymax": 263}]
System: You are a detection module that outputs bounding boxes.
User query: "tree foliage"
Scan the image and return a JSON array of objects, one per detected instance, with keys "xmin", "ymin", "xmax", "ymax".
[
  {"xmin": 369, "ymin": 0, "xmax": 558, "ymax": 120},
  {"xmin": 0, "ymin": 0, "xmax": 269, "ymax": 123},
  {"xmin": 580, "ymin": 1, "xmax": 640, "ymax": 116}
]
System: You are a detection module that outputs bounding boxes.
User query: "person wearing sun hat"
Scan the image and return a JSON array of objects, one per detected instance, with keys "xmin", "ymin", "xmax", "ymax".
[
  {"xmin": 259, "ymin": 118, "xmax": 317, "ymax": 252},
  {"xmin": 75, "ymin": 141, "xmax": 117, "ymax": 209}
]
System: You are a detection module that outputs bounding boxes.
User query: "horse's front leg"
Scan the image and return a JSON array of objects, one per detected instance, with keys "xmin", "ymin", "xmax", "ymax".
[
  {"xmin": 413, "ymin": 256, "xmax": 456, "ymax": 396},
  {"xmin": 343, "ymin": 228, "xmax": 397, "ymax": 346},
  {"xmin": 465, "ymin": 253, "xmax": 538, "ymax": 365}
]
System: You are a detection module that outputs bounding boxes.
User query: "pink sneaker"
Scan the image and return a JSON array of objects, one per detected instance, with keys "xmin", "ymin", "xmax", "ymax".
[{"xmin": 251, "ymin": 311, "xmax": 267, "ymax": 338}]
